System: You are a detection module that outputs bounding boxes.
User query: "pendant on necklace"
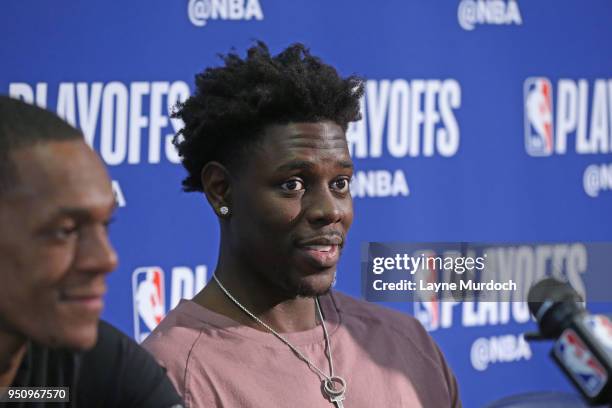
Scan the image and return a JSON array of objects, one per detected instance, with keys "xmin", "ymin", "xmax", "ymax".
[{"xmin": 323, "ymin": 376, "xmax": 347, "ymax": 407}]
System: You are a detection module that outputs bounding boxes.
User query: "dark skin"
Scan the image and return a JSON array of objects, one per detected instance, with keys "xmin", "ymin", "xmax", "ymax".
[
  {"xmin": 0, "ymin": 140, "xmax": 117, "ymax": 387},
  {"xmin": 193, "ymin": 121, "xmax": 354, "ymax": 333}
]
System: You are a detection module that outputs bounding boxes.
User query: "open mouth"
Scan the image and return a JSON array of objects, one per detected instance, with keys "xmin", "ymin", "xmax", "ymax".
[
  {"xmin": 304, "ymin": 245, "xmax": 334, "ymax": 252},
  {"xmin": 297, "ymin": 244, "xmax": 340, "ymax": 268}
]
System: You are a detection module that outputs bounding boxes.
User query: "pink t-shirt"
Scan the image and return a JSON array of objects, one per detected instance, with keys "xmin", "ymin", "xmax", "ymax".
[{"xmin": 143, "ymin": 291, "xmax": 461, "ymax": 407}]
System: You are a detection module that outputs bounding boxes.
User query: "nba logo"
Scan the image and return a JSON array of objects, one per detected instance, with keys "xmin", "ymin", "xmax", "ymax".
[
  {"xmin": 414, "ymin": 301, "xmax": 439, "ymax": 332},
  {"xmin": 524, "ymin": 77, "xmax": 554, "ymax": 156},
  {"xmin": 132, "ymin": 267, "xmax": 166, "ymax": 342},
  {"xmin": 413, "ymin": 250, "xmax": 440, "ymax": 331},
  {"xmin": 584, "ymin": 315, "xmax": 612, "ymax": 354},
  {"xmin": 554, "ymin": 329, "xmax": 608, "ymax": 397}
]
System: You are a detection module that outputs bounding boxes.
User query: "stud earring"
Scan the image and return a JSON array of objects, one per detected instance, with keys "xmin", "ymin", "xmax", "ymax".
[{"xmin": 219, "ymin": 206, "xmax": 229, "ymax": 216}]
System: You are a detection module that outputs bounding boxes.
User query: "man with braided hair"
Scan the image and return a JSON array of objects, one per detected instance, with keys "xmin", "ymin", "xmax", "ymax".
[{"xmin": 144, "ymin": 42, "xmax": 461, "ymax": 408}]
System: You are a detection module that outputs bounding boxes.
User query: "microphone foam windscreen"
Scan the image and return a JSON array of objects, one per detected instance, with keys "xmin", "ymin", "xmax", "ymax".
[{"xmin": 527, "ymin": 278, "xmax": 582, "ymax": 318}]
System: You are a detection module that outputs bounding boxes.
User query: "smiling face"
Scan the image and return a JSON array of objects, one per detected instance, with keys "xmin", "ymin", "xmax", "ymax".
[
  {"xmin": 226, "ymin": 121, "xmax": 354, "ymax": 298},
  {"xmin": 0, "ymin": 140, "xmax": 117, "ymax": 350}
]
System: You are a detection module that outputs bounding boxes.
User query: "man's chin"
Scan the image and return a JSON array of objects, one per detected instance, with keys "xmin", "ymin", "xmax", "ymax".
[
  {"xmin": 292, "ymin": 270, "xmax": 336, "ymax": 298},
  {"xmin": 295, "ymin": 283, "xmax": 332, "ymax": 298},
  {"xmin": 41, "ymin": 322, "xmax": 99, "ymax": 351}
]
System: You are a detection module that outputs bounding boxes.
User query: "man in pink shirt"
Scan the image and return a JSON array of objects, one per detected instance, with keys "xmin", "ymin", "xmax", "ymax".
[{"xmin": 143, "ymin": 42, "xmax": 461, "ymax": 408}]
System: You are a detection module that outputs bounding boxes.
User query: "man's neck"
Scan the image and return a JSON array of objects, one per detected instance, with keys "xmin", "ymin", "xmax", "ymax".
[
  {"xmin": 194, "ymin": 266, "xmax": 319, "ymax": 333},
  {"xmin": 0, "ymin": 330, "xmax": 27, "ymax": 387}
]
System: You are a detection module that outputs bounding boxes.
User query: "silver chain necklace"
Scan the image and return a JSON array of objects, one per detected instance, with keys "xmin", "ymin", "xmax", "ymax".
[{"xmin": 212, "ymin": 274, "xmax": 348, "ymax": 407}]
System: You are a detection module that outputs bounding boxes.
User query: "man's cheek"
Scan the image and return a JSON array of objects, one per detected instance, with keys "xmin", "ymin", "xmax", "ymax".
[
  {"xmin": 258, "ymin": 205, "xmax": 299, "ymax": 229},
  {"xmin": 342, "ymin": 200, "xmax": 354, "ymax": 228},
  {"xmin": 39, "ymin": 248, "xmax": 75, "ymax": 282},
  {"xmin": 270, "ymin": 200, "xmax": 302, "ymax": 225}
]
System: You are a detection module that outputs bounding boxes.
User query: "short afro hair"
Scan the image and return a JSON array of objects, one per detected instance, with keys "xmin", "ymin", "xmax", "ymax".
[
  {"xmin": 0, "ymin": 96, "xmax": 82, "ymax": 194},
  {"xmin": 173, "ymin": 41, "xmax": 364, "ymax": 192}
]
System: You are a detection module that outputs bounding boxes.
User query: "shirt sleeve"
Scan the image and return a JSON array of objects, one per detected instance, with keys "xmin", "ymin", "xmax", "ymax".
[
  {"xmin": 432, "ymin": 340, "xmax": 462, "ymax": 408},
  {"xmin": 76, "ymin": 320, "xmax": 184, "ymax": 408}
]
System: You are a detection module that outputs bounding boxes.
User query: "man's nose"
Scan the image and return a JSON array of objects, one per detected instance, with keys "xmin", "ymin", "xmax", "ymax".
[
  {"xmin": 75, "ymin": 225, "xmax": 118, "ymax": 275},
  {"xmin": 305, "ymin": 184, "xmax": 345, "ymax": 226}
]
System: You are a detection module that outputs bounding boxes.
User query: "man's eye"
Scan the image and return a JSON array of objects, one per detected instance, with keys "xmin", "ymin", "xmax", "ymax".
[
  {"xmin": 280, "ymin": 179, "xmax": 305, "ymax": 191},
  {"xmin": 52, "ymin": 226, "xmax": 78, "ymax": 240},
  {"xmin": 332, "ymin": 178, "xmax": 351, "ymax": 193}
]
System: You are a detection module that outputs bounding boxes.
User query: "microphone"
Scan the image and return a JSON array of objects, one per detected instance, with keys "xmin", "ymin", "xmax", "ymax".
[{"xmin": 527, "ymin": 278, "xmax": 612, "ymax": 405}]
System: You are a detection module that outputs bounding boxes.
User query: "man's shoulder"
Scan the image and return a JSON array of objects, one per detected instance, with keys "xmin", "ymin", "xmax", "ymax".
[
  {"xmin": 331, "ymin": 291, "xmax": 441, "ymax": 357},
  {"xmin": 141, "ymin": 301, "xmax": 206, "ymax": 364},
  {"xmin": 331, "ymin": 290, "xmax": 423, "ymax": 330},
  {"xmin": 331, "ymin": 291, "xmax": 460, "ymax": 406},
  {"xmin": 95, "ymin": 319, "xmax": 132, "ymax": 347},
  {"xmin": 78, "ymin": 320, "xmax": 184, "ymax": 407},
  {"xmin": 82, "ymin": 320, "xmax": 166, "ymax": 378}
]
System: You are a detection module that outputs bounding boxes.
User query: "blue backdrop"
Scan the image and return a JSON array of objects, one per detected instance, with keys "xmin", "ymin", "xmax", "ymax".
[{"xmin": 2, "ymin": 1, "xmax": 612, "ymax": 406}]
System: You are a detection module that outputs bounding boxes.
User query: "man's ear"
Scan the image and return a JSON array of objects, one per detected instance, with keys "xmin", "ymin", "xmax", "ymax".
[{"xmin": 201, "ymin": 161, "xmax": 232, "ymax": 217}]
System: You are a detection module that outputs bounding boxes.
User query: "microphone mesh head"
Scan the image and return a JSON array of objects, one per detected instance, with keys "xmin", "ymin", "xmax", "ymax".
[{"xmin": 527, "ymin": 278, "xmax": 582, "ymax": 319}]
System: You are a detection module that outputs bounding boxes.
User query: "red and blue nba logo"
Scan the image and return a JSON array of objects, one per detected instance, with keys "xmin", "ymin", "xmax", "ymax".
[
  {"xmin": 132, "ymin": 266, "xmax": 166, "ymax": 342},
  {"xmin": 554, "ymin": 328, "xmax": 608, "ymax": 397},
  {"xmin": 414, "ymin": 301, "xmax": 440, "ymax": 332},
  {"xmin": 584, "ymin": 315, "xmax": 612, "ymax": 354},
  {"xmin": 413, "ymin": 250, "xmax": 440, "ymax": 331},
  {"xmin": 524, "ymin": 77, "xmax": 554, "ymax": 156}
]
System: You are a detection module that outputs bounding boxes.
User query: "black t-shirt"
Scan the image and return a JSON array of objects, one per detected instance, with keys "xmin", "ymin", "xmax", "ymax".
[{"xmin": 8, "ymin": 320, "xmax": 184, "ymax": 407}]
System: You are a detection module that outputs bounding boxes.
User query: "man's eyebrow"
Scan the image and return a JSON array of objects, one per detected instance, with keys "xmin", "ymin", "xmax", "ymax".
[
  {"xmin": 54, "ymin": 208, "xmax": 93, "ymax": 219},
  {"xmin": 275, "ymin": 161, "xmax": 315, "ymax": 173},
  {"xmin": 49, "ymin": 204, "xmax": 116, "ymax": 221},
  {"xmin": 275, "ymin": 160, "xmax": 354, "ymax": 173},
  {"xmin": 337, "ymin": 160, "xmax": 354, "ymax": 170}
]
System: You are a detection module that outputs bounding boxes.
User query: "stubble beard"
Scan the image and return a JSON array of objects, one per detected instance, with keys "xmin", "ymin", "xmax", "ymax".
[{"xmin": 292, "ymin": 270, "xmax": 336, "ymax": 298}]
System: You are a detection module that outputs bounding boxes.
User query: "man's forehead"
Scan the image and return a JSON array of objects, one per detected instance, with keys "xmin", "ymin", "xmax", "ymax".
[
  {"xmin": 258, "ymin": 121, "xmax": 349, "ymax": 155},
  {"xmin": 6, "ymin": 140, "xmax": 114, "ymax": 205}
]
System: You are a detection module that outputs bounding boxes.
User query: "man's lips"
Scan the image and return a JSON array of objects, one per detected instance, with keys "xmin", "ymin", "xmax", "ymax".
[
  {"xmin": 296, "ymin": 235, "xmax": 344, "ymax": 247},
  {"xmin": 295, "ymin": 236, "xmax": 343, "ymax": 268},
  {"xmin": 296, "ymin": 244, "xmax": 340, "ymax": 268},
  {"xmin": 59, "ymin": 288, "xmax": 106, "ymax": 312}
]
